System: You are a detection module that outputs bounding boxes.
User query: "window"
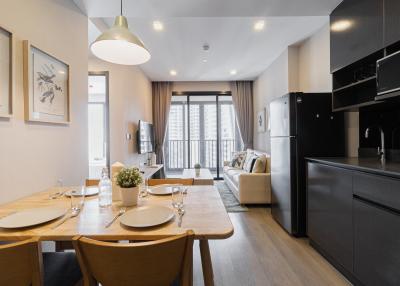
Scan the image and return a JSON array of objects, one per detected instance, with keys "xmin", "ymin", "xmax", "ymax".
[
  {"xmin": 88, "ymin": 73, "xmax": 109, "ymax": 179},
  {"xmin": 165, "ymin": 92, "xmax": 242, "ymax": 179}
]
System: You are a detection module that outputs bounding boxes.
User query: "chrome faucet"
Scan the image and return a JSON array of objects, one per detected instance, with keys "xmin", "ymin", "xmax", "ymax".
[{"xmin": 365, "ymin": 126, "xmax": 385, "ymax": 163}]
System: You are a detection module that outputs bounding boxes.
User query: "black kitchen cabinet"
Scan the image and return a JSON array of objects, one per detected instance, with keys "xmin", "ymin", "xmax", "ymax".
[
  {"xmin": 330, "ymin": 0, "xmax": 383, "ymax": 72},
  {"xmin": 307, "ymin": 162, "xmax": 353, "ymax": 272},
  {"xmin": 354, "ymin": 198, "xmax": 400, "ymax": 286},
  {"xmin": 384, "ymin": 0, "xmax": 400, "ymax": 47}
]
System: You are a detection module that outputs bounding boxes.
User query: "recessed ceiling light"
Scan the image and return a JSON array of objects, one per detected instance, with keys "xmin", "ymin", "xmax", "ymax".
[
  {"xmin": 331, "ymin": 20, "xmax": 352, "ymax": 32},
  {"xmin": 170, "ymin": 70, "xmax": 177, "ymax": 76},
  {"xmin": 153, "ymin": 21, "xmax": 164, "ymax": 31},
  {"xmin": 202, "ymin": 59, "xmax": 208, "ymax": 63},
  {"xmin": 253, "ymin": 20, "xmax": 265, "ymax": 31},
  {"xmin": 230, "ymin": 69, "xmax": 237, "ymax": 75}
]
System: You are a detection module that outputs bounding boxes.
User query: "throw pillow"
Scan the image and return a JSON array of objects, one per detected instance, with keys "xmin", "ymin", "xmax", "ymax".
[
  {"xmin": 242, "ymin": 149, "xmax": 255, "ymax": 170},
  {"xmin": 229, "ymin": 151, "xmax": 247, "ymax": 169},
  {"xmin": 252, "ymin": 155, "xmax": 267, "ymax": 173},
  {"xmin": 244, "ymin": 154, "xmax": 258, "ymax": 172}
]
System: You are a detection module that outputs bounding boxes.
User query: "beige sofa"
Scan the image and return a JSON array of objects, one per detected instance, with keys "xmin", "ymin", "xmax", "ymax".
[{"xmin": 223, "ymin": 149, "xmax": 271, "ymax": 204}]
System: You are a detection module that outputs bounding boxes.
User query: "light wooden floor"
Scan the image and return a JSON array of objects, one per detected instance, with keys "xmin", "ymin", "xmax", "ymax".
[{"xmin": 192, "ymin": 207, "xmax": 351, "ymax": 286}]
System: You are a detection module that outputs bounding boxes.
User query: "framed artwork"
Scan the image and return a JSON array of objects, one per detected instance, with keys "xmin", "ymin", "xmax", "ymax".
[
  {"xmin": 23, "ymin": 41, "xmax": 70, "ymax": 124},
  {"xmin": 257, "ymin": 108, "xmax": 266, "ymax": 133},
  {"xmin": 0, "ymin": 26, "xmax": 13, "ymax": 118}
]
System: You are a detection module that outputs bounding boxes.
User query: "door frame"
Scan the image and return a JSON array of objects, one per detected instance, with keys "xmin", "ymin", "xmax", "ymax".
[
  {"xmin": 171, "ymin": 91, "xmax": 232, "ymax": 180},
  {"xmin": 88, "ymin": 71, "xmax": 110, "ymax": 174}
]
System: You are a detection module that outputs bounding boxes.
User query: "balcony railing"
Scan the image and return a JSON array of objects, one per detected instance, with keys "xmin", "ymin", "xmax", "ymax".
[{"xmin": 164, "ymin": 139, "xmax": 237, "ymax": 173}]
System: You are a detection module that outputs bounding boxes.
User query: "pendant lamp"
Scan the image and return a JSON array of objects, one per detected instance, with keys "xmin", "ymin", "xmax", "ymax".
[{"xmin": 90, "ymin": 0, "xmax": 150, "ymax": 65}]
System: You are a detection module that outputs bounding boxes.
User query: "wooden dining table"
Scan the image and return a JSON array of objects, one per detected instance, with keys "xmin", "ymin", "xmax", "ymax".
[{"xmin": 0, "ymin": 185, "xmax": 234, "ymax": 286}]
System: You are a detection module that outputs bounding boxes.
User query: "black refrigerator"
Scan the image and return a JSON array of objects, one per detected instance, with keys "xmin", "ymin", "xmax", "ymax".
[{"xmin": 270, "ymin": 93, "xmax": 344, "ymax": 236}]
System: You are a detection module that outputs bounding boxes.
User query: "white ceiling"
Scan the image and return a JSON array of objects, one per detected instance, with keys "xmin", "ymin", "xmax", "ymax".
[{"xmin": 75, "ymin": 0, "xmax": 342, "ymax": 81}]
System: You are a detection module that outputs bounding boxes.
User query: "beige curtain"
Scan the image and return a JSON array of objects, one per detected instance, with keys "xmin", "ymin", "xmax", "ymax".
[
  {"xmin": 152, "ymin": 82, "xmax": 172, "ymax": 164},
  {"xmin": 230, "ymin": 81, "xmax": 254, "ymax": 150}
]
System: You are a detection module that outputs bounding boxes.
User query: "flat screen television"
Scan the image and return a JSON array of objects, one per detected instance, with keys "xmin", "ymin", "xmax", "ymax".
[{"xmin": 137, "ymin": 120, "xmax": 155, "ymax": 154}]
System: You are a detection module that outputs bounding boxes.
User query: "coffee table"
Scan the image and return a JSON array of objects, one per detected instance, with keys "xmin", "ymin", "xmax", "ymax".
[{"xmin": 182, "ymin": 168, "xmax": 214, "ymax": 185}]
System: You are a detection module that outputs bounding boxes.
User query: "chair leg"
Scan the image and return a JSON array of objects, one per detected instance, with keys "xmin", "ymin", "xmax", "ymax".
[{"xmin": 199, "ymin": 240, "xmax": 214, "ymax": 286}]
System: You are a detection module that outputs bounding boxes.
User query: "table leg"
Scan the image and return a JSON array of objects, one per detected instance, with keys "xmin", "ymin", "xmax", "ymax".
[{"xmin": 199, "ymin": 239, "xmax": 214, "ymax": 286}]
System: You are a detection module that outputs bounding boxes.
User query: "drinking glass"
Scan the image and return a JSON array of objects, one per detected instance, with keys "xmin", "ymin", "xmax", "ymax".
[
  {"xmin": 70, "ymin": 186, "xmax": 86, "ymax": 211},
  {"xmin": 171, "ymin": 186, "xmax": 184, "ymax": 210},
  {"xmin": 139, "ymin": 175, "xmax": 148, "ymax": 198}
]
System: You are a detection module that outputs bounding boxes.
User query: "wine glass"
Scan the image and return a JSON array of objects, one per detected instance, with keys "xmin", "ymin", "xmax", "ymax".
[{"xmin": 171, "ymin": 186, "xmax": 184, "ymax": 210}]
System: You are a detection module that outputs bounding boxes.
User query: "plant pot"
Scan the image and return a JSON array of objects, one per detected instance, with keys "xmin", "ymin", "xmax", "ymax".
[
  {"xmin": 120, "ymin": 186, "xmax": 139, "ymax": 207},
  {"xmin": 195, "ymin": 168, "xmax": 201, "ymax": 177}
]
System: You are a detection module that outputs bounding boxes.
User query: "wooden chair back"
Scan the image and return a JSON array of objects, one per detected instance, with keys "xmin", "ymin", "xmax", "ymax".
[
  {"xmin": 85, "ymin": 179, "xmax": 100, "ymax": 187},
  {"xmin": 73, "ymin": 231, "xmax": 194, "ymax": 286},
  {"xmin": 147, "ymin": 178, "xmax": 194, "ymax": 186},
  {"xmin": 0, "ymin": 238, "xmax": 42, "ymax": 286}
]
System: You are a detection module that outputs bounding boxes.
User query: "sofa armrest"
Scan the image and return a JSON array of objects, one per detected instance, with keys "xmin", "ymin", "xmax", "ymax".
[{"xmin": 238, "ymin": 172, "xmax": 271, "ymax": 204}]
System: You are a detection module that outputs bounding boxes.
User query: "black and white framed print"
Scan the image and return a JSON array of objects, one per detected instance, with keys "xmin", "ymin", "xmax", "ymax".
[{"xmin": 23, "ymin": 40, "xmax": 70, "ymax": 124}]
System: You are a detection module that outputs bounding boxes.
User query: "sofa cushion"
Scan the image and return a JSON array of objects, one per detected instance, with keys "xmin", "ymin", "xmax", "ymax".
[
  {"xmin": 225, "ymin": 168, "xmax": 246, "ymax": 182},
  {"xmin": 229, "ymin": 151, "xmax": 247, "ymax": 169},
  {"xmin": 232, "ymin": 173, "xmax": 241, "ymax": 185}
]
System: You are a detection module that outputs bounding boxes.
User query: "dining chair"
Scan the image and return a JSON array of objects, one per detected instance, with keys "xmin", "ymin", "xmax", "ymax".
[
  {"xmin": 85, "ymin": 179, "xmax": 100, "ymax": 187},
  {"xmin": 0, "ymin": 238, "xmax": 82, "ymax": 286},
  {"xmin": 72, "ymin": 230, "xmax": 194, "ymax": 286},
  {"xmin": 148, "ymin": 178, "xmax": 194, "ymax": 186},
  {"xmin": 0, "ymin": 238, "xmax": 42, "ymax": 285}
]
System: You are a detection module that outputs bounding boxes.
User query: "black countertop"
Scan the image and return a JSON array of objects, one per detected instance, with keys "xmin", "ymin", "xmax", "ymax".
[{"xmin": 306, "ymin": 157, "xmax": 400, "ymax": 179}]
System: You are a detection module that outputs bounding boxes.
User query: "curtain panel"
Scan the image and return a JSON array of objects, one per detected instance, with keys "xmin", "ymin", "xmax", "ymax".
[
  {"xmin": 152, "ymin": 82, "xmax": 173, "ymax": 164},
  {"xmin": 230, "ymin": 81, "xmax": 254, "ymax": 150}
]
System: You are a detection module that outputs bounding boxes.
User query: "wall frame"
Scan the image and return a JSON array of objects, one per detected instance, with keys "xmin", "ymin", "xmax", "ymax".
[
  {"xmin": 23, "ymin": 40, "xmax": 70, "ymax": 124},
  {"xmin": 0, "ymin": 25, "xmax": 13, "ymax": 118}
]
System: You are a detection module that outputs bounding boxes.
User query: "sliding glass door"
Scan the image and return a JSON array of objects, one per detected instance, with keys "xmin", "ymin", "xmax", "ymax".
[{"xmin": 165, "ymin": 92, "xmax": 242, "ymax": 179}]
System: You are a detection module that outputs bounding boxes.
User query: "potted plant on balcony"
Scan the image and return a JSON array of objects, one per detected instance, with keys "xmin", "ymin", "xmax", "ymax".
[
  {"xmin": 116, "ymin": 167, "xmax": 143, "ymax": 206},
  {"xmin": 194, "ymin": 163, "xmax": 201, "ymax": 177}
]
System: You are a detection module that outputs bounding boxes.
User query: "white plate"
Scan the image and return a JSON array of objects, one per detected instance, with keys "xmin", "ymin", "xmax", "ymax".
[
  {"xmin": 65, "ymin": 186, "xmax": 99, "ymax": 197},
  {"xmin": 120, "ymin": 205, "xmax": 175, "ymax": 228},
  {"xmin": 147, "ymin": 184, "xmax": 182, "ymax": 196},
  {"xmin": 0, "ymin": 207, "xmax": 67, "ymax": 229}
]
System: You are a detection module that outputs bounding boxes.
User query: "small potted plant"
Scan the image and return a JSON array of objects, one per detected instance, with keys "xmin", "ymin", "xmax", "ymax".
[
  {"xmin": 194, "ymin": 163, "xmax": 201, "ymax": 177},
  {"xmin": 116, "ymin": 167, "xmax": 143, "ymax": 206}
]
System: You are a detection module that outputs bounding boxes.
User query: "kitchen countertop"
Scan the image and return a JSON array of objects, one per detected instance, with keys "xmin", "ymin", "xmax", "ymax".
[{"xmin": 306, "ymin": 157, "xmax": 400, "ymax": 179}]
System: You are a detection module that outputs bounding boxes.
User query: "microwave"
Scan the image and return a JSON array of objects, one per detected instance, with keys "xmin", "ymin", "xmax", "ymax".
[{"xmin": 376, "ymin": 50, "xmax": 400, "ymax": 100}]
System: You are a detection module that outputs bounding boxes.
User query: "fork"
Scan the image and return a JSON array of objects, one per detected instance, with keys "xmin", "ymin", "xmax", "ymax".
[
  {"xmin": 52, "ymin": 208, "xmax": 80, "ymax": 229},
  {"xmin": 105, "ymin": 208, "xmax": 126, "ymax": 228}
]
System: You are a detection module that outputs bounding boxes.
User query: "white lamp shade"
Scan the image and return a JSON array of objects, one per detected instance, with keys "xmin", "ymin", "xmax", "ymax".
[{"xmin": 91, "ymin": 16, "xmax": 151, "ymax": 65}]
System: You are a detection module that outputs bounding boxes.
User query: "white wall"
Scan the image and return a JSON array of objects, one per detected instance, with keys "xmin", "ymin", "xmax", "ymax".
[
  {"xmin": 253, "ymin": 49, "xmax": 290, "ymax": 152},
  {"xmin": 298, "ymin": 24, "xmax": 332, "ymax": 92},
  {"xmin": 253, "ymin": 23, "xmax": 359, "ymax": 156},
  {"xmin": 88, "ymin": 58, "xmax": 152, "ymax": 168},
  {"xmin": 0, "ymin": 0, "xmax": 88, "ymax": 204}
]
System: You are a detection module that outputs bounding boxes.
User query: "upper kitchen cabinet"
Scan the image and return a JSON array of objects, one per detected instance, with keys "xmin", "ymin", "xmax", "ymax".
[
  {"xmin": 330, "ymin": 0, "xmax": 384, "ymax": 72},
  {"xmin": 384, "ymin": 0, "xmax": 400, "ymax": 47}
]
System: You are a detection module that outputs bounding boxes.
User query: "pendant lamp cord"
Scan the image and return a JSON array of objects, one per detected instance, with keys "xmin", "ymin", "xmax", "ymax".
[{"xmin": 120, "ymin": 0, "xmax": 123, "ymax": 15}]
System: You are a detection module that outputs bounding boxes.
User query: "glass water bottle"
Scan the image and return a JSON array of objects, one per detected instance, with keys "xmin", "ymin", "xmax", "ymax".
[{"xmin": 98, "ymin": 168, "xmax": 112, "ymax": 207}]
